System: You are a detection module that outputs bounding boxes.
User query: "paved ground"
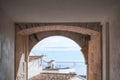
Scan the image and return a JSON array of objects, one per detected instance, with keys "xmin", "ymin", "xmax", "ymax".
[
  {"xmin": 70, "ymin": 75, "xmax": 86, "ymax": 80},
  {"xmin": 29, "ymin": 73, "xmax": 76, "ymax": 80}
]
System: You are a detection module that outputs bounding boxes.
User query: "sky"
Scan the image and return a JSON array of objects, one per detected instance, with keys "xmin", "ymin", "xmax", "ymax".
[
  {"xmin": 31, "ymin": 36, "xmax": 81, "ymax": 51},
  {"xmin": 30, "ymin": 36, "xmax": 86, "ymax": 75}
]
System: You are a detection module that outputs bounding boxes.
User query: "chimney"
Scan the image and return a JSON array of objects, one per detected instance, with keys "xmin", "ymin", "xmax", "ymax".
[{"xmin": 47, "ymin": 60, "xmax": 55, "ymax": 69}]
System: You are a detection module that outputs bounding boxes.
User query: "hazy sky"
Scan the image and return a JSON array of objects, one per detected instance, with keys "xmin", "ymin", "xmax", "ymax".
[
  {"xmin": 30, "ymin": 36, "xmax": 85, "ymax": 62},
  {"xmin": 30, "ymin": 36, "xmax": 85, "ymax": 60},
  {"xmin": 31, "ymin": 36, "xmax": 81, "ymax": 51},
  {"xmin": 30, "ymin": 36, "xmax": 86, "ymax": 75}
]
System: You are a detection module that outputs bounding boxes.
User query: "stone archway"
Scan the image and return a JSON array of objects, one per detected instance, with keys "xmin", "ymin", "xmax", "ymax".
[{"xmin": 15, "ymin": 23, "xmax": 102, "ymax": 80}]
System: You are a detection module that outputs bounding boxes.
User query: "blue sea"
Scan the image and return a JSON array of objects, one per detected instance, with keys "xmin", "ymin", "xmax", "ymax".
[{"xmin": 31, "ymin": 50, "xmax": 87, "ymax": 75}]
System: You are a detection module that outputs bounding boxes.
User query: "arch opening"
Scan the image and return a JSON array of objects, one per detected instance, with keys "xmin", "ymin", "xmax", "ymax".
[{"xmin": 28, "ymin": 36, "xmax": 87, "ymax": 79}]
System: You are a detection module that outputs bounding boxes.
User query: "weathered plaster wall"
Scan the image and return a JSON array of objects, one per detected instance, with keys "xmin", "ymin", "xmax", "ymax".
[
  {"xmin": 108, "ymin": 7, "xmax": 120, "ymax": 80},
  {"xmin": 28, "ymin": 59, "xmax": 42, "ymax": 79},
  {"xmin": 0, "ymin": 8, "xmax": 14, "ymax": 80},
  {"xmin": 15, "ymin": 35, "xmax": 28, "ymax": 80},
  {"xmin": 88, "ymin": 35, "xmax": 101, "ymax": 80}
]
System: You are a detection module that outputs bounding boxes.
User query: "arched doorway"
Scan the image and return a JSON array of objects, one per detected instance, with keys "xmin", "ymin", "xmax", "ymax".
[
  {"xmin": 28, "ymin": 36, "xmax": 87, "ymax": 79},
  {"xmin": 15, "ymin": 23, "xmax": 102, "ymax": 80}
]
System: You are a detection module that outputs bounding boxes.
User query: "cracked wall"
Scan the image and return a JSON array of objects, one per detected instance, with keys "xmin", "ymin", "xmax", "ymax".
[{"xmin": 0, "ymin": 8, "xmax": 14, "ymax": 80}]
